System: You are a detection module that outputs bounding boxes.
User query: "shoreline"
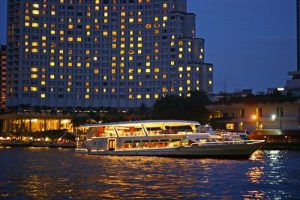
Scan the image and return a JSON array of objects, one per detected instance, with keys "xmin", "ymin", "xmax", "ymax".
[{"xmin": 0, "ymin": 142, "xmax": 76, "ymax": 148}]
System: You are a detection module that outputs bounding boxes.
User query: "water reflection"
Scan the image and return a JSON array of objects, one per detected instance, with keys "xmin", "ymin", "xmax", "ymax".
[
  {"xmin": 0, "ymin": 148, "xmax": 299, "ymax": 199},
  {"xmin": 247, "ymin": 166, "xmax": 264, "ymax": 184}
]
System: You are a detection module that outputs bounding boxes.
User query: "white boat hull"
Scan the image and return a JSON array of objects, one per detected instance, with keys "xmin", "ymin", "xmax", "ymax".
[{"xmin": 88, "ymin": 140, "xmax": 264, "ymax": 158}]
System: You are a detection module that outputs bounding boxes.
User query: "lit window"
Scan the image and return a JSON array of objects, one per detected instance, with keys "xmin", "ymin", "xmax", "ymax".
[
  {"xmin": 32, "ymin": 22, "xmax": 39, "ymax": 27},
  {"xmin": 31, "ymin": 74, "xmax": 38, "ymax": 79},
  {"xmin": 32, "ymin": 10, "xmax": 40, "ymax": 15},
  {"xmin": 31, "ymin": 87, "xmax": 38, "ymax": 92}
]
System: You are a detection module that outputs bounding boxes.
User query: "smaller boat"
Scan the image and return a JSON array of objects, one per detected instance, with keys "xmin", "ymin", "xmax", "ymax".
[{"xmin": 83, "ymin": 120, "xmax": 264, "ymax": 158}]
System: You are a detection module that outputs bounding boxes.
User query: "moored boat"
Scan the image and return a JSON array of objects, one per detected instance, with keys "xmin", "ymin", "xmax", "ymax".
[{"xmin": 84, "ymin": 120, "xmax": 264, "ymax": 158}]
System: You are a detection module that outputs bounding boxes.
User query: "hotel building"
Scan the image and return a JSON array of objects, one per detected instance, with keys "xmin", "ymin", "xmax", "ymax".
[
  {"xmin": 0, "ymin": 45, "xmax": 6, "ymax": 109},
  {"xmin": 6, "ymin": 0, "xmax": 213, "ymax": 108}
]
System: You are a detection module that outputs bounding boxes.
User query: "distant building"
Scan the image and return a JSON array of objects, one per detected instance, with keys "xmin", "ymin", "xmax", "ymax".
[
  {"xmin": 6, "ymin": 0, "xmax": 213, "ymax": 108},
  {"xmin": 208, "ymin": 96, "xmax": 300, "ymax": 133},
  {"xmin": 286, "ymin": 0, "xmax": 300, "ymax": 95},
  {"xmin": 0, "ymin": 112, "xmax": 73, "ymax": 133},
  {"xmin": 0, "ymin": 45, "xmax": 6, "ymax": 109}
]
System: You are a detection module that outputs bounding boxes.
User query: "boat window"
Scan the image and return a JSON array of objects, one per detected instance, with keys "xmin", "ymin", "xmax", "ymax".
[
  {"xmin": 165, "ymin": 126, "xmax": 177, "ymax": 134},
  {"xmin": 89, "ymin": 126, "xmax": 118, "ymax": 138},
  {"xmin": 88, "ymin": 127, "xmax": 99, "ymax": 138},
  {"xmin": 116, "ymin": 126, "xmax": 145, "ymax": 137},
  {"xmin": 168, "ymin": 139, "xmax": 181, "ymax": 147},
  {"xmin": 166, "ymin": 126, "xmax": 193, "ymax": 134},
  {"xmin": 141, "ymin": 140, "xmax": 149, "ymax": 148},
  {"xmin": 132, "ymin": 140, "xmax": 141, "ymax": 148},
  {"xmin": 123, "ymin": 141, "xmax": 132, "ymax": 149},
  {"xmin": 149, "ymin": 140, "xmax": 158, "ymax": 148},
  {"xmin": 182, "ymin": 138, "xmax": 194, "ymax": 146},
  {"xmin": 158, "ymin": 140, "xmax": 169, "ymax": 148},
  {"xmin": 146, "ymin": 127, "xmax": 163, "ymax": 135},
  {"xmin": 196, "ymin": 126, "xmax": 210, "ymax": 133}
]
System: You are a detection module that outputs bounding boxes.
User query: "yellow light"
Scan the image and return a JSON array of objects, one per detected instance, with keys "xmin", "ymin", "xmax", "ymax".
[
  {"xmin": 31, "ymin": 87, "xmax": 38, "ymax": 92},
  {"xmin": 32, "ymin": 22, "xmax": 39, "ymax": 27},
  {"xmin": 32, "ymin": 10, "xmax": 40, "ymax": 15},
  {"xmin": 32, "ymin": 4, "xmax": 39, "ymax": 8}
]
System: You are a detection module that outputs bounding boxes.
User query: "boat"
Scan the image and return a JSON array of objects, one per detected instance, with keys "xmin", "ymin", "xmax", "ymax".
[{"xmin": 83, "ymin": 120, "xmax": 264, "ymax": 158}]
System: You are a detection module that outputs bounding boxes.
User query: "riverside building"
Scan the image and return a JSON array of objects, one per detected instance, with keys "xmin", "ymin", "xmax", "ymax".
[{"xmin": 6, "ymin": 0, "xmax": 213, "ymax": 108}]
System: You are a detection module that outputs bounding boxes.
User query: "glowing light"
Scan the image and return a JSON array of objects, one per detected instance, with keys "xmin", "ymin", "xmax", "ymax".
[
  {"xmin": 271, "ymin": 114, "xmax": 277, "ymax": 121},
  {"xmin": 252, "ymin": 115, "xmax": 257, "ymax": 120}
]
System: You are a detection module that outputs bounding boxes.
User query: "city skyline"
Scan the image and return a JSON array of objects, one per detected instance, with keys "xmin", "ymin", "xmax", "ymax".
[{"xmin": 0, "ymin": 0, "xmax": 297, "ymax": 93}]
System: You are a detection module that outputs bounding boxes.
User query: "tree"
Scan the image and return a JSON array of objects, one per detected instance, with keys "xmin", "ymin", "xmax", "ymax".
[
  {"xmin": 71, "ymin": 115, "xmax": 90, "ymax": 132},
  {"xmin": 185, "ymin": 91, "xmax": 210, "ymax": 124},
  {"xmin": 153, "ymin": 95, "xmax": 187, "ymax": 120},
  {"xmin": 152, "ymin": 91, "xmax": 211, "ymax": 123}
]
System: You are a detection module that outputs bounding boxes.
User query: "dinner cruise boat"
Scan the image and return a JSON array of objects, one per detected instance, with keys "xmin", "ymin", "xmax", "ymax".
[{"xmin": 83, "ymin": 120, "xmax": 264, "ymax": 158}]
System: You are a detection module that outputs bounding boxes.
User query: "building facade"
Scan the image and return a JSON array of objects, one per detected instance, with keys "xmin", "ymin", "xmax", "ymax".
[
  {"xmin": 209, "ymin": 101, "xmax": 300, "ymax": 133},
  {"xmin": 6, "ymin": 0, "xmax": 213, "ymax": 108},
  {"xmin": 0, "ymin": 45, "xmax": 6, "ymax": 109}
]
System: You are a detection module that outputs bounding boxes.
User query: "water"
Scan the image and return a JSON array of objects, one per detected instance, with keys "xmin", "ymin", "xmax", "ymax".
[{"xmin": 0, "ymin": 148, "xmax": 300, "ymax": 199}]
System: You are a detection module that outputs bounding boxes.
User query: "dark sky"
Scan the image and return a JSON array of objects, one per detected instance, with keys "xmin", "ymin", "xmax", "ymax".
[{"xmin": 0, "ymin": 0, "xmax": 296, "ymax": 93}]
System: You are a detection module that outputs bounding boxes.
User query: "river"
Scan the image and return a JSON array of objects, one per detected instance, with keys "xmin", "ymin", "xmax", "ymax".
[{"xmin": 0, "ymin": 147, "xmax": 299, "ymax": 199}]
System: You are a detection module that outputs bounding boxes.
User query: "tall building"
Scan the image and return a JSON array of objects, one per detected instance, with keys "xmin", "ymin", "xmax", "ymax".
[
  {"xmin": 286, "ymin": 0, "xmax": 300, "ymax": 95},
  {"xmin": 6, "ymin": 0, "xmax": 213, "ymax": 108},
  {"xmin": 0, "ymin": 45, "xmax": 6, "ymax": 109}
]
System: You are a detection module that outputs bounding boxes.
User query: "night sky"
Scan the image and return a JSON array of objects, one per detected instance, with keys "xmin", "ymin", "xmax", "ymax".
[{"xmin": 0, "ymin": 0, "xmax": 296, "ymax": 93}]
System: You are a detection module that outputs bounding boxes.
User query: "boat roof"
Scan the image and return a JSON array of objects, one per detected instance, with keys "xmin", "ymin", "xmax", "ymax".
[{"xmin": 82, "ymin": 120, "xmax": 200, "ymax": 128}]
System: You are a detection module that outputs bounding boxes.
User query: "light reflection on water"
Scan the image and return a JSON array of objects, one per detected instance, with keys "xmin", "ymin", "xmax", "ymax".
[{"xmin": 0, "ymin": 148, "xmax": 300, "ymax": 199}]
